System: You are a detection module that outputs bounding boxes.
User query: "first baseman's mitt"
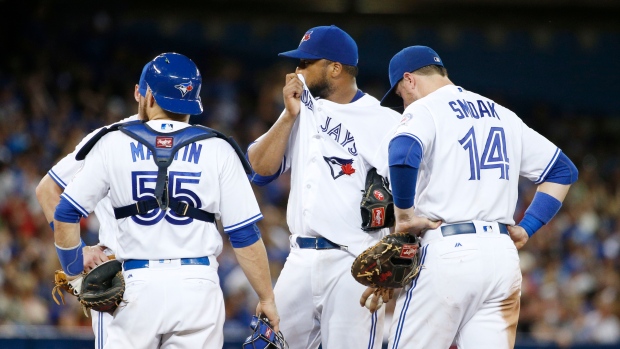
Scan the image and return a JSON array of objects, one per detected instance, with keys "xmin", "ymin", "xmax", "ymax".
[
  {"xmin": 351, "ymin": 232, "xmax": 422, "ymax": 288},
  {"xmin": 360, "ymin": 168, "xmax": 395, "ymax": 231},
  {"xmin": 79, "ymin": 259, "xmax": 125, "ymax": 315}
]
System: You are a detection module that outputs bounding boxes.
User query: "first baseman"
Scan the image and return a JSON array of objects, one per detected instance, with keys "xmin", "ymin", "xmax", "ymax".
[{"xmin": 367, "ymin": 46, "xmax": 578, "ymax": 348}]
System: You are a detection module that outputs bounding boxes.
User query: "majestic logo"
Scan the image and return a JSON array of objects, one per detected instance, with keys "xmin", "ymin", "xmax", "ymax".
[
  {"xmin": 373, "ymin": 190, "xmax": 385, "ymax": 201},
  {"xmin": 264, "ymin": 327, "xmax": 272, "ymax": 338},
  {"xmin": 300, "ymin": 31, "xmax": 312, "ymax": 45},
  {"xmin": 174, "ymin": 81, "xmax": 194, "ymax": 97},
  {"xmin": 400, "ymin": 244, "xmax": 418, "ymax": 259},
  {"xmin": 371, "ymin": 207, "xmax": 384, "ymax": 227},
  {"xmin": 323, "ymin": 156, "xmax": 355, "ymax": 180},
  {"xmin": 156, "ymin": 136, "xmax": 173, "ymax": 148}
]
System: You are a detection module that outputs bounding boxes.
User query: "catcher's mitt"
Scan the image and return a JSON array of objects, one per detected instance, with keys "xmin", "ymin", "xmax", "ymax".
[
  {"xmin": 52, "ymin": 270, "xmax": 83, "ymax": 305},
  {"xmin": 243, "ymin": 315, "xmax": 288, "ymax": 349},
  {"xmin": 351, "ymin": 232, "xmax": 422, "ymax": 288},
  {"xmin": 360, "ymin": 168, "xmax": 395, "ymax": 231},
  {"xmin": 79, "ymin": 259, "xmax": 125, "ymax": 315}
]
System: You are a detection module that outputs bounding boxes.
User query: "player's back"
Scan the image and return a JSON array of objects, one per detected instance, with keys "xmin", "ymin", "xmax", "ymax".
[
  {"xmin": 70, "ymin": 120, "xmax": 259, "ymax": 261},
  {"xmin": 401, "ymin": 85, "xmax": 557, "ymax": 225}
]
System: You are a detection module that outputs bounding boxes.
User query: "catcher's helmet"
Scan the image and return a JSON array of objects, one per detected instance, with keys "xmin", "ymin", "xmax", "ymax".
[
  {"xmin": 144, "ymin": 52, "xmax": 203, "ymax": 115},
  {"xmin": 242, "ymin": 316, "xmax": 288, "ymax": 349}
]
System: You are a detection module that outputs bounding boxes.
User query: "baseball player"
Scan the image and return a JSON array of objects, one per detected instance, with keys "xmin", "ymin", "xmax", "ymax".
[
  {"xmin": 36, "ymin": 61, "xmax": 152, "ymax": 348},
  {"xmin": 364, "ymin": 46, "xmax": 578, "ymax": 348},
  {"xmin": 247, "ymin": 25, "xmax": 401, "ymax": 348},
  {"xmin": 52, "ymin": 52, "xmax": 279, "ymax": 349}
]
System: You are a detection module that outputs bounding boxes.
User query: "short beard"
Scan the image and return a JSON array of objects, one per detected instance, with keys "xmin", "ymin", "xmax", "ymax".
[
  {"xmin": 138, "ymin": 98, "xmax": 148, "ymax": 121},
  {"xmin": 307, "ymin": 70, "xmax": 334, "ymax": 100}
]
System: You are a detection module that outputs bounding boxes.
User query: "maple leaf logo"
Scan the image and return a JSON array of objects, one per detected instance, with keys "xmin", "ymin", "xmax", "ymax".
[{"xmin": 341, "ymin": 163, "xmax": 355, "ymax": 175}]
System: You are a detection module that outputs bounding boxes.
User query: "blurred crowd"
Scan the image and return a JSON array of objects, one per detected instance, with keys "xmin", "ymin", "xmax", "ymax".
[{"xmin": 1, "ymin": 12, "xmax": 619, "ymax": 347}]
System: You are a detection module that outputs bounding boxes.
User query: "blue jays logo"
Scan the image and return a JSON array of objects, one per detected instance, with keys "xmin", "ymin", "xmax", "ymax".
[
  {"xmin": 300, "ymin": 31, "xmax": 312, "ymax": 45},
  {"xmin": 323, "ymin": 156, "xmax": 356, "ymax": 180},
  {"xmin": 174, "ymin": 81, "xmax": 194, "ymax": 97}
]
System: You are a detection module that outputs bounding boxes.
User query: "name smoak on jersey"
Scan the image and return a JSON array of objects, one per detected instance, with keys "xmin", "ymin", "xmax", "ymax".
[
  {"xmin": 448, "ymin": 99, "xmax": 500, "ymax": 120},
  {"xmin": 129, "ymin": 141, "xmax": 203, "ymax": 163}
]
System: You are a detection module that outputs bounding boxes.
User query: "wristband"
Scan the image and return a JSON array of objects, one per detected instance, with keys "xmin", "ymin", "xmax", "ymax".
[
  {"xmin": 55, "ymin": 241, "xmax": 84, "ymax": 276},
  {"xmin": 517, "ymin": 192, "xmax": 562, "ymax": 237}
]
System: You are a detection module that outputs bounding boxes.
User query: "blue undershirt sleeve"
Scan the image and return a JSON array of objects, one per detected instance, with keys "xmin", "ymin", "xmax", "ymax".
[
  {"xmin": 227, "ymin": 223, "xmax": 262, "ymax": 248},
  {"xmin": 388, "ymin": 136, "xmax": 423, "ymax": 209},
  {"xmin": 54, "ymin": 196, "xmax": 83, "ymax": 223},
  {"xmin": 542, "ymin": 151, "xmax": 578, "ymax": 185}
]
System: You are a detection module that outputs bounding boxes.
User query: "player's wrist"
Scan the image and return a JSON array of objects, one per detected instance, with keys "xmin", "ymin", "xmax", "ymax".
[
  {"xmin": 55, "ymin": 240, "xmax": 85, "ymax": 277},
  {"xmin": 518, "ymin": 191, "xmax": 562, "ymax": 237}
]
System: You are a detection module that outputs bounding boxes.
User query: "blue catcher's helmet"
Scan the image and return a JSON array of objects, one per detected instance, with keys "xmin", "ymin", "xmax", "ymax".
[
  {"xmin": 143, "ymin": 52, "xmax": 203, "ymax": 115},
  {"xmin": 242, "ymin": 316, "xmax": 288, "ymax": 349}
]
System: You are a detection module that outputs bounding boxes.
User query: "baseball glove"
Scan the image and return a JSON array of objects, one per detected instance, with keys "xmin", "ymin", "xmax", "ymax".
[
  {"xmin": 79, "ymin": 259, "xmax": 125, "ymax": 315},
  {"xmin": 52, "ymin": 270, "xmax": 83, "ymax": 305},
  {"xmin": 351, "ymin": 232, "xmax": 422, "ymax": 288},
  {"xmin": 360, "ymin": 168, "xmax": 395, "ymax": 231}
]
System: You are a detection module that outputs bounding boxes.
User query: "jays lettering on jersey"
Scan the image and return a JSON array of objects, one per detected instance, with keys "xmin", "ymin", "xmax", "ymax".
[
  {"xmin": 251, "ymin": 75, "xmax": 400, "ymax": 255},
  {"xmin": 395, "ymin": 85, "xmax": 560, "ymax": 225},
  {"xmin": 61, "ymin": 120, "xmax": 262, "ymax": 261},
  {"xmin": 48, "ymin": 115, "xmax": 140, "ymax": 251}
]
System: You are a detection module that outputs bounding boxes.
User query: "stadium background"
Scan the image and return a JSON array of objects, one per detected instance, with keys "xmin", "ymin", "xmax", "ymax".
[{"xmin": 0, "ymin": 0, "xmax": 619, "ymax": 348}]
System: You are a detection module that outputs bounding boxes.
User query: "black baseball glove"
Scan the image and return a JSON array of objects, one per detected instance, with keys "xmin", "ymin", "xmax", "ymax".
[
  {"xmin": 351, "ymin": 232, "xmax": 422, "ymax": 288},
  {"xmin": 360, "ymin": 168, "xmax": 395, "ymax": 231},
  {"xmin": 79, "ymin": 259, "xmax": 125, "ymax": 314}
]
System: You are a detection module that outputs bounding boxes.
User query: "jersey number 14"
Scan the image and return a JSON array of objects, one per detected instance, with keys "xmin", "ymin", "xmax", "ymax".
[{"xmin": 459, "ymin": 126, "xmax": 509, "ymax": 180}]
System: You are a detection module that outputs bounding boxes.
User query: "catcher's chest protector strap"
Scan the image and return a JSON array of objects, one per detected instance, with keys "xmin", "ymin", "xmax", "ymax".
[{"xmin": 75, "ymin": 121, "xmax": 251, "ymax": 222}]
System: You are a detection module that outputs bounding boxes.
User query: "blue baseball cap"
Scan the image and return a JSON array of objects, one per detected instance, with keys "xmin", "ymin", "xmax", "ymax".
[
  {"xmin": 279, "ymin": 25, "xmax": 358, "ymax": 67},
  {"xmin": 380, "ymin": 46, "xmax": 444, "ymax": 108},
  {"xmin": 138, "ymin": 61, "xmax": 152, "ymax": 97},
  {"xmin": 144, "ymin": 52, "xmax": 203, "ymax": 115}
]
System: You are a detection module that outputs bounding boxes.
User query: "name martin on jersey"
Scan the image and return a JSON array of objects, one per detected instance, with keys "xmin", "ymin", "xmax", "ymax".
[
  {"xmin": 448, "ymin": 99, "xmax": 500, "ymax": 120},
  {"xmin": 129, "ymin": 141, "xmax": 203, "ymax": 164}
]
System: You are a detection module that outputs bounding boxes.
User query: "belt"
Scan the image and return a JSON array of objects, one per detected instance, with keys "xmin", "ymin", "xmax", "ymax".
[
  {"xmin": 296, "ymin": 237, "xmax": 343, "ymax": 250},
  {"xmin": 440, "ymin": 223, "xmax": 509, "ymax": 237},
  {"xmin": 123, "ymin": 257, "xmax": 210, "ymax": 271}
]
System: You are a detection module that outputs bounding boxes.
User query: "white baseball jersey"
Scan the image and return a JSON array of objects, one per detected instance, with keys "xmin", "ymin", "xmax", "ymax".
[
  {"xmin": 258, "ymin": 76, "xmax": 399, "ymax": 349},
  {"xmin": 388, "ymin": 84, "xmax": 558, "ymax": 349},
  {"xmin": 259, "ymin": 75, "xmax": 401, "ymax": 255},
  {"xmin": 49, "ymin": 115, "xmax": 139, "ymax": 252},
  {"xmin": 395, "ymin": 85, "xmax": 559, "ymax": 225},
  {"xmin": 61, "ymin": 119, "xmax": 262, "ymax": 261}
]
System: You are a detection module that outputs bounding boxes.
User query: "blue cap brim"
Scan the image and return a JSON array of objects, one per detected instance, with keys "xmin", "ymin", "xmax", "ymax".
[
  {"xmin": 154, "ymin": 95, "xmax": 203, "ymax": 115},
  {"xmin": 380, "ymin": 84, "xmax": 404, "ymax": 110},
  {"xmin": 278, "ymin": 49, "xmax": 323, "ymax": 61}
]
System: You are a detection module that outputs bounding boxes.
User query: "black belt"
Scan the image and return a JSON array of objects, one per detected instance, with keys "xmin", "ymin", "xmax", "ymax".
[
  {"xmin": 441, "ymin": 223, "xmax": 509, "ymax": 237},
  {"xmin": 296, "ymin": 237, "xmax": 342, "ymax": 250},
  {"xmin": 123, "ymin": 257, "xmax": 210, "ymax": 271}
]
